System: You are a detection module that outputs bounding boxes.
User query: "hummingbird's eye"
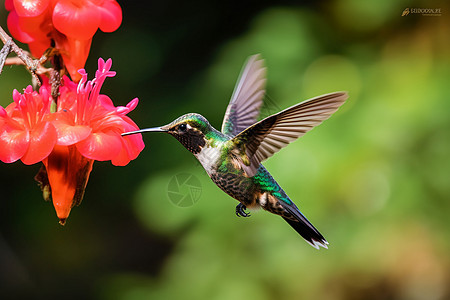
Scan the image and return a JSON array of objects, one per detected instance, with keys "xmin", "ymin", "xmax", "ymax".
[{"xmin": 178, "ymin": 123, "xmax": 187, "ymax": 132}]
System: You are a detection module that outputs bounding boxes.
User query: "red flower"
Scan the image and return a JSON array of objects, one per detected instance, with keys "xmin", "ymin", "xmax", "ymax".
[
  {"xmin": 5, "ymin": 0, "xmax": 122, "ymax": 82},
  {"xmin": 50, "ymin": 58, "xmax": 144, "ymax": 166},
  {"xmin": 0, "ymin": 85, "xmax": 57, "ymax": 165},
  {"xmin": 1, "ymin": 58, "xmax": 144, "ymax": 224},
  {"xmin": 41, "ymin": 145, "xmax": 94, "ymax": 224}
]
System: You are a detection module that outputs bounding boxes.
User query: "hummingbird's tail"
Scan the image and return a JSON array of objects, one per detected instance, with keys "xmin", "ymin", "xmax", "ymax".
[
  {"xmin": 276, "ymin": 197, "xmax": 328, "ymax": 249},
  {"xmin": 282, "ymin": 216, "xmax": 329, "ymax": 250}
]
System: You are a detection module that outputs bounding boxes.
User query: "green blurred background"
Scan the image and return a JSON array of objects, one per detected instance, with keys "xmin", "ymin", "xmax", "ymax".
[{"xmin": 1, "ymin": 0, "xmax": 449, "ymax": 299}]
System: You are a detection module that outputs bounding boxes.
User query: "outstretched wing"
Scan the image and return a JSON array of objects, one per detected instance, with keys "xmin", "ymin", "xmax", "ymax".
[
  {"xmin": 221, "ymin": 55, "xmax": 266, "ymax": 136},
  {"xmin": 231, "ymin": 92, "xmax": 348, "ymax": 177}
]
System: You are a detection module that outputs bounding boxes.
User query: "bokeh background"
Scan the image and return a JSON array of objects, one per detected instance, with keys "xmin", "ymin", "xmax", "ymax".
[{"xmin": 1, "ymin": 0, "xmax": 449, "ymax": 299}]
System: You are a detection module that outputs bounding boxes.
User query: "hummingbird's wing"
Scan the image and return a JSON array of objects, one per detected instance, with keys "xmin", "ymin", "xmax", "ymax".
[
  {"xmin": 221, "ymin": 55, "xmax": 267, "ymax": 136},
  {"xmin": 231, "ymin": 92, "xmax": 348, "ymax": 177}
]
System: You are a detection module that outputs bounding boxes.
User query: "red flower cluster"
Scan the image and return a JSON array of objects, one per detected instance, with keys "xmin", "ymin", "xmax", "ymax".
[
  {"xmin": 0, "ymin": 58, "xmax": 144, "ymax": 223},
  {"xmin": 5, "ymin": 0, "xmax": 122, "ymax": 81},
  {"xmin": 0, "ymin": 85, "xmax": 56, "ymax": 165}
]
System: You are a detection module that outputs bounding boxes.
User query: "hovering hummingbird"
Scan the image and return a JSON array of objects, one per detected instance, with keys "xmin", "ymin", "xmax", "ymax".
[{"xmin": 123, "ymin": 55, "xmax": 348, "ymax": 249}]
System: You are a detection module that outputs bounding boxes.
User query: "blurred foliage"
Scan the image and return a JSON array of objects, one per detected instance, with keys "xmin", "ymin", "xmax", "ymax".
[{"xmin": 1, "ymin": 0, "xmax": 450, "ymax": 299}]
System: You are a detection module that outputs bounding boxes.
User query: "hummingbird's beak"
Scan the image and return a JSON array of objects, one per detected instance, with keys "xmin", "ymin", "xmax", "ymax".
[{"xmin": 121, "ymin": 126, "xmax": 168, "ymax": 136}]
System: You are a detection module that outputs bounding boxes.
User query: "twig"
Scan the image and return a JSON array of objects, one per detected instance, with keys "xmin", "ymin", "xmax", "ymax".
[
  {"xmin": 0, "ymin": 39, "xmax": 12, "ymax": 75},
  {"xmin": 5, "ymin": 56, "xmax": 54, "ymax": 73},
  {"xmin": 0, "ymin": 25, "xmax": 42, "ymax": 85},
  {"xmin": 0, "ymin": 25, "xmax": 65, "ymax": 105}
]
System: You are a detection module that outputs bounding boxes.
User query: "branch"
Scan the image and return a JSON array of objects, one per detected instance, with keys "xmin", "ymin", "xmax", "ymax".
[
  {"xmin": 0, "ymin": 25, "xmax": 42, "ymax": 85},
  {"xmin": 0, "ymin": 39, "xmax": 12, "ymax": 74}
]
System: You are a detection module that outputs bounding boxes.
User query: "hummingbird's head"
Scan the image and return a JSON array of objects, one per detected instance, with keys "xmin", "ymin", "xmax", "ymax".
[
  {"xmin": 122, "ymin": 113, "xmax": 215, "ymax": 155},
  {"xmin": 162, "ymin": 113, "xmax": 213, "ymax": 154}
]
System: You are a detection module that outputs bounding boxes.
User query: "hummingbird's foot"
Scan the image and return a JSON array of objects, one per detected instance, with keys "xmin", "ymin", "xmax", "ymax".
[{"xmin": 236, "ymin": 203, "xmax": 251, "ymax": 217}]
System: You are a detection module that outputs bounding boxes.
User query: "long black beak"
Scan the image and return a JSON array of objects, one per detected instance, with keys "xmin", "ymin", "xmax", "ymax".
[{"xmin": 122, "ymin": 127, "xmax": 167, "ymax": 136}]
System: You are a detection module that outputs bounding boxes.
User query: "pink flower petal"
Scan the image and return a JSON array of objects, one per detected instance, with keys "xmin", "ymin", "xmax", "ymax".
[
  {"xmin": 60, "ymin": 37, "xmax": 92, "ymax": 82},
  {"xmin": 95, "ymin": 57, "xmax": 115, "ymax": 79},
  {"xmin": 0, "ymin": 126, "xmax": 29, "ymax": 163},
  {"xmin": 76, "ymin": 131, "xmax": 121, "ymax": 161},
  {"xmin": 110, "ymin": 141, "xmax": 131, "ymax": 166},
  {"xmin": 49, "ymin": 110, "xmax": 92, "ymax": 145},
  {"xmin": 56, "ymin": 125, "xmax": 92, "ymax": 146},
  {"xmin": 21, "ymin": 121, "xmax": 57, "ymax": 165},
  {"xmin": 5, "ymin": 0, "xmax": 14, "ymax": 11},
  {"xmin": 52, "ymin": 0, "xmax": 100, "ymax": 40},
  {"xmin": 115, "ymin": 107, "xmax": 128, "ymax": 114},
  {"xmin": 13, "ymin": 0, "xmax": 50, "ymax": 17},
  {"xmin": 91, "ymin": 114, "xmax": 126, "ymax": 132},
  {"xmin": 98, "ymin": 0, "xmax": 122, "ymax": 32},
  {"xmin": 0, "ymin": 106, "xmax": 6, "ymax": 117},
  {"xmin": 126, "ymin": 98, "xmax": 139, "ymax": 111},
  {"xmin": 7, "ymin": 11, "xmax": 35, "ymax": 43},
  {"xmin": 17, "ymin": 12, "xmax": 51, "ymax": 41},
  {"xmin": 98, "ymin": 94, "xmax": 115, "ymax": 110},
  {"xmin": 27, "ymin": 39, "xmax": 51, "ymax": 58},
  {"xmin": 112, "ymin": 134, "xmax": 145, "ymax": 166},
  {"xmin": 111, "ymin": 116, "xmax": 145, "ymax": 166}
]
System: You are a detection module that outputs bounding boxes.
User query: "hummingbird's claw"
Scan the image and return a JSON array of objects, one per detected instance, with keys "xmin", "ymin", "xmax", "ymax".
[{"xmin": 236, "ymin": 203, "xmax": 251, "ymax": 217}]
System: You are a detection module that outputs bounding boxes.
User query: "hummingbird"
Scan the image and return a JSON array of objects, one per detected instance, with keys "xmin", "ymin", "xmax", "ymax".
[{"xmin": 123, "ymin": 55, "xmax": 348, "ymax": 249}]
